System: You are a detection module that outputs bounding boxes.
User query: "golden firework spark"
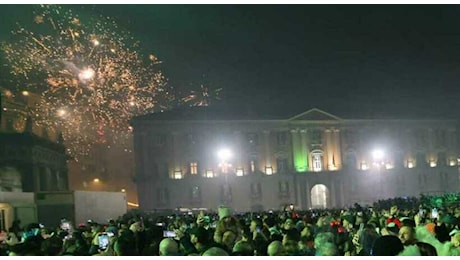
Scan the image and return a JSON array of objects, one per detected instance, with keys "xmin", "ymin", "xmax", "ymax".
[{"xmin": 1, "ymin": 4, "xmax": 174, "ymax": 159}]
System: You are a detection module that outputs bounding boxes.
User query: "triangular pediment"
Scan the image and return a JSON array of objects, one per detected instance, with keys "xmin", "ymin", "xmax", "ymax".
[{"xmin": 289, "ymin": 108, "xmax": 341, "ymax": 121}]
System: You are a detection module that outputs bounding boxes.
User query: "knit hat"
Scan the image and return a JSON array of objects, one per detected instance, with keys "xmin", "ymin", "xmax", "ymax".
[{"xmin": 372, "ymin": 235, "xmax": 404, "ymax": 256}]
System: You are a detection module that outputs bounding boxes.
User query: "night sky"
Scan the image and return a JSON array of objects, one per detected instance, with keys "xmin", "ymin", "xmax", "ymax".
[{"xmin": 2, "ymin": 5, "xmax": 460, "ymax": 119}]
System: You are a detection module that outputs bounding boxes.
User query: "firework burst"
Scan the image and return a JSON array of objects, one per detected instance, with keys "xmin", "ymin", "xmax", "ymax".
[{"xmin": 1, "ymin": 5, "xmax": 173, "ymax": 158}]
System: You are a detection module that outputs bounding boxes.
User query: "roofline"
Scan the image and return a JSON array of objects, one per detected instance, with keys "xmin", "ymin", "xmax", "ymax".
[
  {"xmin": 131, "ymin": 118, "xmax": 459, "ymax": 126},
  {"xmin": 288, "ymin": 107, "xmax": 343, "ymax": 121}
]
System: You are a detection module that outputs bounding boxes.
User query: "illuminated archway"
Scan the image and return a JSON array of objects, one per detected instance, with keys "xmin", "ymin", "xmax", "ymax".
[{"xmin": 310, "ymin": 184, "xmax": 330, "ymax": 209}]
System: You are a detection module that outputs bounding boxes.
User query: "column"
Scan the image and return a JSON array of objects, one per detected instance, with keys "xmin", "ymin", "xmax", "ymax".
[
  {"xmin": 300, "ymin": 129, "xmax": 309, "ymax": 170},
  {"xmin": 263, "ymin": 130, "xmax": 271, "ymax": 169},
  {"xmin": 325, "ymin": 129, "xmax": 334, "ymax": 170},
  {"xmin": 172, "ymin": 132, "xmax": 181, "ymax": 177},
  {"xmin": 330, "ymin": 181, "xmax": 336, "ymax": 208},
  {"xmin": 291, "ymin": 129, "xmax": 307, "ymax": 172},
  {"xmin": 233, "ymin": 130, "xmax": 245, "ymax": 174},
  {"xmin": 305, "ymin": 180, "xmax": 311, "ymax": 209},
  {"xmin": 333, "ymin": 129, "xmax": 342, "ymax": 169}
]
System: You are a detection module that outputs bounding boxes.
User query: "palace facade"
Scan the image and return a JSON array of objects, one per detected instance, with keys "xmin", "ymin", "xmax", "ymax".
[{"xmin": 132, "ymin": 107, "xmax": 460, "ymax": 212}]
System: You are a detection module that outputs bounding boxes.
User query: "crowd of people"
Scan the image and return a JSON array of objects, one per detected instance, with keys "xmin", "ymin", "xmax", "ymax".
[{"xmin": 1, "ymin": 197, "xmax": 460, "ymax": 256}]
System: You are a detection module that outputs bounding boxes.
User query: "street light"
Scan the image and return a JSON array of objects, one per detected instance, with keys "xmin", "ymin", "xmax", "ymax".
[
  {"xmin": 217, "ymin": 148, "xmax": 232, "ymax": 173},
  {"xmin": 372, "ymin": 149, "xmax": 385, "ymax": 168}
]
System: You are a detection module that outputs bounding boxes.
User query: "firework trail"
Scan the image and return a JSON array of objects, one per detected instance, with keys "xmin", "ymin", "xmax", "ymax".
[{"xmin": 1, "ymin": 5, "xmax": 173, "ymax": 159}]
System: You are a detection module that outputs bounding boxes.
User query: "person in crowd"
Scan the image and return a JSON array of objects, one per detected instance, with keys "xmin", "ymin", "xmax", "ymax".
[
  {"xmin": 232, "ymin": 240, "xmax": 254, "ymax": 256},
  {"xmin": 267, "ymin": 240, "xmax": 284, "ymax": 256},
  {"xmin": 202, "ymin": 246, "xmax": 229, "ymax": 256},
  {"xmin": 399, "ymin": 225, "xmax": 417, "ymax": 247},
  {"xmin": 371, "ymin": 235, "xmax": 405, "ymax": 256},
  {"xmin": 158, "ymin": 238, "xmax": 179, "ymax": 256}
]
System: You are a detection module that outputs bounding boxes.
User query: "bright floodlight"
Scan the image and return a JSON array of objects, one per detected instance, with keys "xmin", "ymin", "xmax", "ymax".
[
  {"xmin": 217, "ymin": 148, "xmax": 232, "ymax": 161},
  {"xmin": 372, "ymin": 149, "xmax": 384, "ymax": 160},
  {"xmin": 79, "ymin": 68, "xmax": 95, "ymax": 81}
]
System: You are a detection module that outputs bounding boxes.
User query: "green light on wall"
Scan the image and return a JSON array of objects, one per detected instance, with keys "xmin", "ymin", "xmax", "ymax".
[
  {"xmin": 292, "ymin": 132, "xmax": 308, "ymax": 172},
  {"xmin": 294, "ymin": 156, "xmax": 308, "ymax": 172}
]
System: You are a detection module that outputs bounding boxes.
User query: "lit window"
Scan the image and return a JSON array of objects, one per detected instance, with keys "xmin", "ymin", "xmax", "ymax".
[
  {"xmin": 385, "ymin": 163, "xmax": 394, "ymax": 170},
  {"xmin": 407, "ymin": 161, "xmax": 414, "ymax": 169},
  {"xmin": 190, "ymin": 162, "xmax": 198, "ymax": 174},
  {"xmin": 312, "ymin": 152, "xmax": 323, "ymax": 172},
  {"xmin": 265, "ymin": 166, "xmax": 273, "ymax": 175},
  {"xmin": 450, "ymin": 160, "xmax": 457, "ymax": 167},
  {"xmin": 206, "ymin": 169, "xmax": 214, "ymax": 178},
  {"xmin": 174, "ymin": 170, "xmax": 182, "ymax": 179},
  {"xmin": 236, "ymin": 168, "xmax": 244, "ymax": 176},
  {"xmin": 361, "ymin": 161, "xmax": 368, "ymax": 170},
  {"xmin": 430, "ymin": 161, "xmax": 437, "ymax": 168}
]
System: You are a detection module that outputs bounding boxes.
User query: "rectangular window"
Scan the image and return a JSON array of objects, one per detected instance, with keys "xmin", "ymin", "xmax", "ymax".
[
  {"xmin": 206, "ymin": 169, "xmax": 214, "ymax": 178},
  {"xmin": 191, "ymin": 186, "xmax": 201, "ymax": 200},
  {"xmin": 279, "ymin": 181, "xmax": 289, "ymax": 198},
  {"xmin": 190, "ymin": 162, "xmax": 198, "ymax": 175},
  {"xmin": 251, "ymin": 183, "xmax": 262, "ymax": 198},
  {"xmin": 312, "ymin": 154, "xmax": 323, "ymax": 172},
  {"xmin": 276, "ymin": 132, "xmax": 287, "ymax": 146},
  {"xmin": 265, "ymin": 166, "xmax": 273, "ymax": 175},
  {"xmin": 236, "ymin": 167, "xmax": 244, "ymax": 176},
  {"xmin": 173, "ymin": 170, "xmax": 182, "ymax": 179},
  {"xmin": 247, "ymin": 133, "xmax": 259, "ymax": 145},
  {"xmin": 277, "ymin": 158, "xmax": 288, "ymax": 173}
]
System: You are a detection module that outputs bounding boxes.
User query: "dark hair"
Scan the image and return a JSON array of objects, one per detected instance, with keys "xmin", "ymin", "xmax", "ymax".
[
  {"xmin": 371, "ymin": 235, "xmax": 404, "ymax": 256},
  {"xmin": 416, "ymin": 242, "xmax": 437, "ymax": 256},
  {"xmin": 284, "ymin": 228, "xmax": 301, "ymax": 242},
  {"xmin": 41, "ymin": 236, "xmax": 63, "ymax": 256}
]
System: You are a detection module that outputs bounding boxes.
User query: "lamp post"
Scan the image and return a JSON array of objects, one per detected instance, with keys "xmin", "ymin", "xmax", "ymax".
[
  {"xmin": 217, "ymin": 148, "xmax": 232, "ymax": 174},
  {"xmin": 372, "ymin": 149, "xmax": 385, "ymax": 199},
  {"xmin": 217, "ymin": 148, "xmax": 232, "ymax": 203}
]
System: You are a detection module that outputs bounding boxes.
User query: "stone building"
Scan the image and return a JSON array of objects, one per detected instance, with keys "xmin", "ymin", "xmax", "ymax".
[{"xmin": 132, "ymin": 107, "xmax": 460, "ymax": 212}]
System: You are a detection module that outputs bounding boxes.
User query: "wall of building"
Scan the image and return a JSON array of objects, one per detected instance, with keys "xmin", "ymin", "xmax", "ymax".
[{"xmin": 133, "ymin": 110, "xmax": 460, "ymax": 211}]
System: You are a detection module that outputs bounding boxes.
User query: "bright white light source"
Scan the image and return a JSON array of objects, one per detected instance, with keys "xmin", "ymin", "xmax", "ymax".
[
  {"xmin": 93, "ymin": 39, "xmax": 100, "ymax": 46},
  {"xmin": 22, "ymin": 91, "xmax": 29, "ymax": 96},
  {"xmin": 217, "ymin": 148, "xmax": 232, "ymax": 161},
  {"xmin": 372, "ymin": 149, "xmax": 384, "ymax": 160},
  {"xmin": 79, "ymin": 68, "xmax": 95, "ymax": 81}
]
